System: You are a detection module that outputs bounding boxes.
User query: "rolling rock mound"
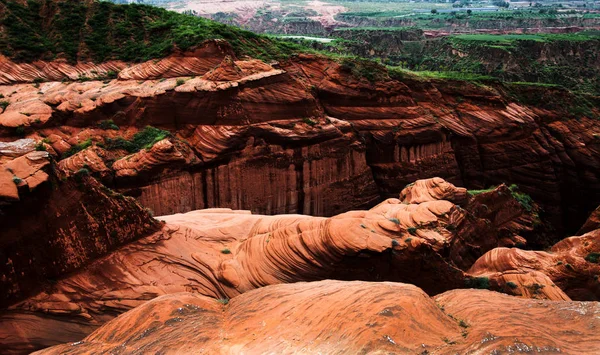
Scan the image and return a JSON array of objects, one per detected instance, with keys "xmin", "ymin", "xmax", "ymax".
[
  {"xmin": 0, "ymin": 177, "xmax": 580, "ymax": 353},
  {"xmin": 35, "ymin": 281, "xmax": 600, "ymax": 355},
  {"xmin": 1, "ymin": 48, "xmax": 600, "ymax": 235}
]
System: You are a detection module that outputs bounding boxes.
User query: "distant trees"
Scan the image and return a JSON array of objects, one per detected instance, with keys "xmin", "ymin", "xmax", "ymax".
[
  {"xmin": 493, "ymin": 1, "xmax": 510, "ymax": 8},
  {"xmin": 431, "ymin": 9, "xmax": 438, "ymax": 14}
]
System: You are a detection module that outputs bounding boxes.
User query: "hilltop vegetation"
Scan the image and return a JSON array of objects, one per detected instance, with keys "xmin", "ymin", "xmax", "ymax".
[{"xmin": 0, "ymin": 0, "xmax": 306, "ymax": 63}]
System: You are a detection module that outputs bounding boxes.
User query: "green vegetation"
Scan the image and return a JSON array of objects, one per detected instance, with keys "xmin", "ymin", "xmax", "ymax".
[
  {"xmin": 1, "ymin": 101, "xmax": 10, "ymax": 110},
  {"xmin": 76, "ymin": 167, "xmax": 90, "ymax": 177},
  {"xmin": 221, "ymin": 248, "xmax": 231, "ymax": 254},
  {"xmin": 388, "ymin": 217, "xmax": 400, "ymax": 225},
  {"xmin": 508, "ymin": 184, "xmax": 534, "ymax": 212},
  {"xmin": 216, "ymin": 298, "xmax": 229, "ymax": 305},
  {"xmin": 98, "ymin": 119, "xmax": 119, "ymax": 130},
  {"xmin": 0, "ymin": 0, "xmax": 310, "ymax": 63},
  {"xmin": 302, "ymin": 117, "xmax": 317, "ymax": 126},
  {"xmin": 12, "ymin": 176, "xmax": 22, "ymax": 184},
  {"xmin": 465, "ymin": 276, "xmax": 490, "ymax": 289},
  {"xmin": 63, "ymin": 138, "xmax": 92, "ymax": 158},
  {"xmin": 407, "ymin": 227, "xmax": 417, "ymax": 235},
  {"xmin": 35, "ymin": 142, "xmax": 46, "ymax": 151},
  {"xmin": 585, "ymin": 253, "xmax": 600, "ymax": 264},
  {"xmin": 175, "ymin": 78, "xmax": 185, "ymax": 86},
  {"xmin": 506, "ymin": 281, "xmax": 518, "ymax": 289},
  {"xmin": 101, "ymin": 126, "xmax": 170, "ymax": 153},
  {"xmin": 468, "ymin": 186, "xmax": 497, "ymax": 196}
]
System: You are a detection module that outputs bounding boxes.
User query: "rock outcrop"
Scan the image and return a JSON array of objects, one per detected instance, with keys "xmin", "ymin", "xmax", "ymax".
[
  {"xmin": 2, "ymin": 53, "xmax": 598, "ymax": 236},
  {"xmin": 0, "ymin": 178, "xmax": 548, "ymax": 352},
  {"xmin": 0, "ymin": 150, "xmax": 161, "ymax": 309},
  {"xmin": 469, "ymin": 228, "xmax": 600, "ymax": 301},
  {"xmin": 35, "ymin": 280, "xmax": 600, "ymax": 355}
]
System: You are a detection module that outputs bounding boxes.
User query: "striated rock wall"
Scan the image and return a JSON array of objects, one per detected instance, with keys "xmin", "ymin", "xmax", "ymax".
[
  {"xmin": 1, "ymin": 53, "xmax": 600, "ymax": 235},
  {"xmin": 0, "ymin": 150, "xmax": 161, "ymax": 308}
]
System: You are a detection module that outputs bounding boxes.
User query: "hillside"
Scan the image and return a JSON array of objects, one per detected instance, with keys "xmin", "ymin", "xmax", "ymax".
[{"xmin": 0, "ymin": 0, "xmax": 302, "ymax": 63}]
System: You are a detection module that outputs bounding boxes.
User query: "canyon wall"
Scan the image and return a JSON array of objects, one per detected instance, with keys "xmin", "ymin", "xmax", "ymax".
[{"xmin": 1, "ymin": 52, "xmax": 599, "ymax": 237}]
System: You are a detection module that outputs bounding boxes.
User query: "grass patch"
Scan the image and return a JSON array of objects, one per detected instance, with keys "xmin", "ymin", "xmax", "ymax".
[
  {"xmin": 101, "ymin": 126, "xmax": 170, "ymax": 153},
  {"xmin": 468, "ymin": 186, "xmax": 497, "ymax": 196},
  {"xmin": 585, "ymin": 253, "xmax": 600, "ymax": 264},
  {"xmin": 98, "ymin": 119, "xmax": 119, "ymax": 130},
  {"xmin": 63, "ymin": 138, "xmax": 92, "ymax": 158},
  {"xmin": 465, "ymin": 276, "xmax": 490, "ymax": 289}
]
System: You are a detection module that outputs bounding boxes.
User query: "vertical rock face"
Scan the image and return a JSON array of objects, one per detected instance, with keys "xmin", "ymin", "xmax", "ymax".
[
  {"xmin": 0, "ymin": 152, "xmax": 161, "ymax": 308},
  {"xmin": 133, "ymin": 135, "xmax": 378, "ymax": 217}
]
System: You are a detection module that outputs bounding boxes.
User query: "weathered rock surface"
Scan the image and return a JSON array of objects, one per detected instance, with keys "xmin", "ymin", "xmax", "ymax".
[
  {"xmin": 35, "ymin": 280, "xmax": 600, "ymax": 355},
  {"xmin": 469, "ymin": 228, "xmax": 600, "ymax": 301},
  {"xmin": 0, "ymin": 153, "xmax": 161, "ymax": 309},
  {"xmin": 0, "ymin": 178, "xmax": 547, "ymax": 352},
  {"xmin": 2, "ymin": 53, "xmax": 598, "ymax": 235}
]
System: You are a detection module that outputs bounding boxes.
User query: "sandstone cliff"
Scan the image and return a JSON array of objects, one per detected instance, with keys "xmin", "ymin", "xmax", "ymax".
[{"xmin": 1, "ymin": 49, "xmax": 599, "ymax": 237}]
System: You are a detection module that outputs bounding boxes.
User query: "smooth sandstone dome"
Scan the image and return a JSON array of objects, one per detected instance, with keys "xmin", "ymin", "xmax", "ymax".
[{"xmin": 34, "ymin": 280, "xmax": 600, "ymax": 355}]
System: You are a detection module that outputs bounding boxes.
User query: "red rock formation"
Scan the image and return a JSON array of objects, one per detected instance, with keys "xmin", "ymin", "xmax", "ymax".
[
  {"xmin": 0, "ymin": 178, "xmax": 545, "ymax": 352},
  {"xmin": 2, "ymin": 53, "xmax": 599, "ymax": 234},
  {"xmin": 469, "ymin": 228, "xmax": 600, "ymax": 301},
  {"xmin": 0, "ymin": 151, "xmax": 161, "ymax": 309},
  {"xmin": 33, "ymin": 280, "xmax": 600, "ymax": 355}
]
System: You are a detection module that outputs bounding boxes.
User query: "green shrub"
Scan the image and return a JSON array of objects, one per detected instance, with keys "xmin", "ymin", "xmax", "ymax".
[
  {"xmin": 98, "ymin": 119, "xmax": 119, "ymax": 130},
  {"xmin": 131, "ymin": 126, "xmax": 170, "ymax": 150},
  {"xmin": 388, "ymin": 217, "xmax": 400, "ymax": 225},
  {"xmin": 585, "ymin": 253, "xmax": 600, "ymax": 263},
  {"xmin": 12, "ymin": 176, "xmax": 23, "ymax": 184},
  {"xmin": 1, "ymin": 101, "xmax": 10, "ymax": 110},
  {"xmin": 465, "ymin": 276, "xmax": 490, "ymax": 289},
  {"xmin": 102, "ymin": 126, "xmax": 170, "ymax": 153},
  {"xmin": 35, "ymin": 142, "xmax": 46, "ymax": 151},
  {"xmin": 509, "ymin": 184, "xmax": 534, "ymax": 212},
  {"xmin": 302, "ymin": 117, "xmax": 317, "ymax": 126},
  {"xmin": 63, "ymin": 139, "xmax": 93, "ymax": 158},
  {"xmin": 15, "ymin": 126, "xmax": 25, "ymax": 136},
  {"xmin": 221, "ymin": 248, "xmax": 231, "ymax": 254},
  {"xmin": 506, "ymin": 281, "xmax": 518, "ymax": 289},
  {"xmin": 407, "ymin": 227, "xmax": 417, "ymax": 235},
  {"xmin": 175, "ymin": 78, "xmax": 185, "ymax": 86},
  {"xmin": 76, "ymin": 168, "xmax": 90, "ymax": 176},
  {"xmin": 216, "ymin": 298, "xmax": 229, "ymax": 305}
]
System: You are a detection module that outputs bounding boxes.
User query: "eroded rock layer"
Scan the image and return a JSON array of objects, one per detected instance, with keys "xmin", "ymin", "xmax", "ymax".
[
  {"xmin": 2, "ymin": 52, "xmax": 599, "ymax": 234},
  {"xmin": 0, "ymin": 178, "xmax": 551, "ymax": 352},
  {"xmin": 35, "ymin": 280, "xmax": 600, "ymax": 355}
]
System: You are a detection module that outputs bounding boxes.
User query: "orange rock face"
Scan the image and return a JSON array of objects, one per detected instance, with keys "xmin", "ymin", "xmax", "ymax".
[
  {"xmin": 0, "ymin": 178, "xmax": 553, "ymax": 352},
  {"xmin": 2, "ymin": 36, "xmax": 600, "ymax": 355},
  {"xmin": 34, "ymin": 280, "xmax": 600, "ymax": 355},
  {"xmin": 0, "ymin": 151, "xmax": 161, "ymax": 310},
  {"xmin": 2, "ymin": 51, "xmax": 600, "ymax": 234}
]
